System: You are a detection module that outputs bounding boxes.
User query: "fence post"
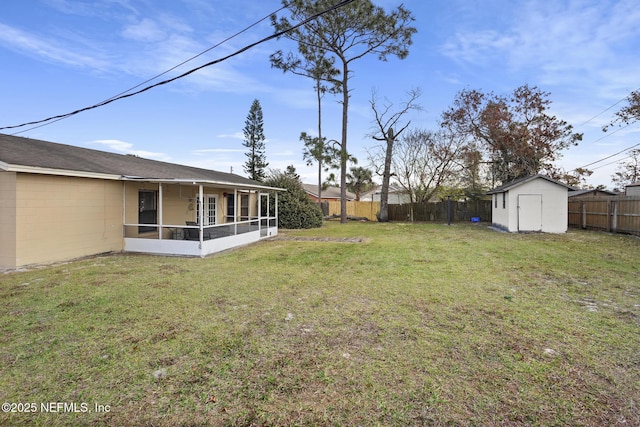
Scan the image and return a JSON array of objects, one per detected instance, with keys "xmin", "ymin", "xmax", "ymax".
[
  {"xmin": 581, "ymin": 202, "xmax": 587, "ymax": 229},
  {"xmin": 612, "ymin": 199, "xmax": 618, "ymax": 233}
]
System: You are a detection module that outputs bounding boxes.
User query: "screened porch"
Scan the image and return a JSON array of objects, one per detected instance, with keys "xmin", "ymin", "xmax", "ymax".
[{"xmin": 121, "ymin": 179, "xmax": 279, "ymax": 257}]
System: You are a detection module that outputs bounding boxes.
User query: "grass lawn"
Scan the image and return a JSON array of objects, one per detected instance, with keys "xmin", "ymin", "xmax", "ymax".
[{"xmin": 1, "ymin": 222, "xmax": 639, "ymax": 426}]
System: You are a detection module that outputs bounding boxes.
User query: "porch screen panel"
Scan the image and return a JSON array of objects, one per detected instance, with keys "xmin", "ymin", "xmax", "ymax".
[
  {"xmin": 227, "ymin": 194, "xmax": 235, "ymax": 221},
  {"xmin": 138, "ymin": 190, "xmax": 157, "ymax": 233},
  {"xmin": 240, "ymin": 194, "xmax": 249, "ymax": 220}
]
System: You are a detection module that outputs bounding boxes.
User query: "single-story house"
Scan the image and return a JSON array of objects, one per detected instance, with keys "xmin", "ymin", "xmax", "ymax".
[
  {"xmin": 486, "ymin": 175, "xmax": 572, "ymax": 233},
  {"xmin": 0, "ymin": 134, "xmax": 282, "ymax": 269},
  {"xmin": 360, "ymin": 185, "xmax": 411, "ymax": 204},
  {"xmin": 302, "ymin": 183, "xmax": 355, "ymax": 203},
  {"xmin": 625, "ymin": 181, "xmax": 640, "ymax": 196},
  {"xmin": 569, "ymin": 189, "xmax": 617, "ymax": 198}
]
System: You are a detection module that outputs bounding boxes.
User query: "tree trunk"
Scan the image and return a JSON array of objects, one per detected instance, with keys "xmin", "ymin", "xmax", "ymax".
[
  {"xmin": 340, "ymin": 62, "xmax": 349, "ymax": 224},
  {"xmin": 378, "ymin": 127, "xmax": 394, "ymax": 222},
  {"xmin": 316, "ymin": 79, "xmax": 323, "ymax": 204}
]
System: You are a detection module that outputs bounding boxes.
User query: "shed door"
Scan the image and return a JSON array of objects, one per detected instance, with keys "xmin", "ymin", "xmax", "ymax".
[{"xmin": 518, "ymin": 194, "xmax": 542, "ymax": 232}]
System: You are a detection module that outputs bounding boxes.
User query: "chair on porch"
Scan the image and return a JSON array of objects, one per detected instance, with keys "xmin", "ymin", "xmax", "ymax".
[{"xmin": 184, "ymin": 221, "xmax": 200, "ymax": 240}]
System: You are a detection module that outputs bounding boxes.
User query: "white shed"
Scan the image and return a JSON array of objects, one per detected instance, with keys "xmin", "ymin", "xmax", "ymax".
[{"xmin": 486, "ymin": 175, "xmax": 572, "ymax": 233}]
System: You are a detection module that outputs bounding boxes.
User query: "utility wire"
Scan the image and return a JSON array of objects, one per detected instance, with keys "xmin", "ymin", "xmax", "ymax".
[
  {"xmin": 589, "ymin": 155, "xmax": 633, "ymax": 171},
  {"xmin": 1, "ymin": 0, "xmax": 354, "ymax": 132},
  {"xmin": 11, "ymin": 4, "xmax": 287, "ymax": 135},
  {"xmin": 575, "ymin": 139, "xmax": 640, "ymax": 170},
  {"xmin": 575, "ymin": 87, "xmax": 639, "ymax": 128}
]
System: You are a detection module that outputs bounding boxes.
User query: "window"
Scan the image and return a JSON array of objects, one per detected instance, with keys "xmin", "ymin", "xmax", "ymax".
[
  {"xmin": 502, "ymin": 192, "xmax": 506, "ymax": 209},
  {"xmin": 138, "ymin": 190, "xmax": 157, "ymax": 233},
  {"xmin": 494, "ymin": 194, "xmax": 498, "ymax": 208}
]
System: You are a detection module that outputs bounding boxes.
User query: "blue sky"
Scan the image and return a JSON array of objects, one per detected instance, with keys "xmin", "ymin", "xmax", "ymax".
[{"xmin": 1, "ymin": 0, "xmax": 638, "ymax": 188}]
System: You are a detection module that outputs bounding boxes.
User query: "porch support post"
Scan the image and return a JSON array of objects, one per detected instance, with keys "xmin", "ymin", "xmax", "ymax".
[
  {"xmin": 198, "ymin": 184, "xmax": 204, "ymax": 244},
  {"xmin": 158, "ymin": 183, "xmax": 164, "ymax": 240},
  {"xmin": 258, "ymin": 190, "xmax": 262, "ymax": 233},
  {"xmin": 122, "ymin": 181, "xmax": 126, "ymax": 237},
  {"xmin": 234, "ymin": 188, "xmax": 238, "ymax": 236},
  {"xmin": 275, "ymin": 191, "xmax": 278, "ymax": 229}
]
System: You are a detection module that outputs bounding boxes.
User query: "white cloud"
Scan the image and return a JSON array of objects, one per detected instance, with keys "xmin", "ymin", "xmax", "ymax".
[
  {"xmin": 0, "ymin": 23, "xmax": 111, "ymax": 71},
  {"xmin": 216, "ymin": 132, "xmax": 245, "ymax": 140},
  {"xmin": 121, "ymin": 18, "xmax": 166, "ymax": 42},
  {"xmin": 192, "ymin": 148, "xmax": 244, "ymax": 154},
  {"xmin": 91, "ymin": 139, "xmax": 171, "ymax": 161},
  {"xmin": 439, "ymin": 0, "xmax": 640, "ymax": 96}
]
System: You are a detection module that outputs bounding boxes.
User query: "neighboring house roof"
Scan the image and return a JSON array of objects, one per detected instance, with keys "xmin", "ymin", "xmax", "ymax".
[
  {"xmin": 486, "ymin": 174, "xmax": 574, "ymax": 195},
  {"xmin": 569, "ymin": 189, "xmax": 617, "ymax": 197},
  {"xmin": 626, "ymin": 181, "xmax": 640, "ymax": 188},
  {"xmin": 0, "ymin": 134, "xmax": 278, "ymax": 190},
  {"xmin": 360, "ymin": 184, "xmax": 405, "ymax": 200},
  {"xmin": 301, "ymin": 183, "xmax": 355, "ymax": 200}
]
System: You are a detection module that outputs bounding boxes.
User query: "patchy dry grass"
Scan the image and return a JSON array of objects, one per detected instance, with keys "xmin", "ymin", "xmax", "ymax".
[{"xmin": 1, "ymin": 222, "xmax": 639, "ymax": 426}]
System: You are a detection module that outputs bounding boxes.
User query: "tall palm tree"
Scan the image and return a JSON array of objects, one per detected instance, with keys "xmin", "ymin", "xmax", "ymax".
[{"xmin": 347, "ymin": 167, "xmax": 374, "ymax": 201}]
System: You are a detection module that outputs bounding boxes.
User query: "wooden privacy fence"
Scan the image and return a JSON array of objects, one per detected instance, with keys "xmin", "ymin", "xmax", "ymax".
[
  {"xmin": 323, "ymin": 199, "xmax": 492, "ymax": 222},
  {"xmin": 388, "ymin": 200, "xmax": 492, "ymax": 222},
  {"xmin": 568, "ymin": 196, "xmax": 640, "ymax": 236},
  {"xmin": 325, "ymin": 200, "xmax": 381, "ymax": 221}
]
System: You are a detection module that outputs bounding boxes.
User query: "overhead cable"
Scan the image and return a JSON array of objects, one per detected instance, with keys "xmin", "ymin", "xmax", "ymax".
[
  {"xmin": 575, "ymin": 87, "xmax": 639, "ymax": 128},
  {"xmin": 1, "ymin": 0, "xmax": 354, "ymax": 132}
]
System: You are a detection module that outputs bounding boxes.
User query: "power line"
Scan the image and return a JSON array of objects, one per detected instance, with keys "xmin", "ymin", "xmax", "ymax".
[
  {"xmin": 2, "ymin": 0, "xmax": 355, "ymax": 132},
  {"xmin": 11, "ymin": 4, "xmax": 286, "ymax": 135},
  {"xmin": 575, "ymin": 87, "xmax": 640, "ymax": 129},
  {"xmin": 590, "ymin": 155, "xmax": 631, "ymax": 171},
  {"xmin": 569, "ymin": 139, "xmax": 640, "ymax": 173}
]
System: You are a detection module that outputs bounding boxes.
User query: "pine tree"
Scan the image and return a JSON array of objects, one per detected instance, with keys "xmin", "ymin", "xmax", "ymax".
[{"xmin": 242, "ymin": 99, "xmax": 268, "ymax": 182}]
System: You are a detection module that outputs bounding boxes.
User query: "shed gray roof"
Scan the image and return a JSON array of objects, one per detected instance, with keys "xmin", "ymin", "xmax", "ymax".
[
  {"xmin": 486, "ymin": 174, "xmax": 573, "ymax": 195},
  {"xmin": 0, "ymin": 133, "xmax": 277, "ymax": 190}
]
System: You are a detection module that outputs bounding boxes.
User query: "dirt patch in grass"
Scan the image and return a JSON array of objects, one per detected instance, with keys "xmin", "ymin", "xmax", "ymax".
[{"xmin": 271, "ymin": 235, "xmax": 366, "ymax": 243}]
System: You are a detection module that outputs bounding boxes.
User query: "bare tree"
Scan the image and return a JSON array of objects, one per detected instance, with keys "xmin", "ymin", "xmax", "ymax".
[
  {"xmin": 391, "ymin": 129, "xmax": 467, "ymax": 221},
  {"xmin": 611, "ymin": 149, "xmax": 640, "ymax": 192},
  {"xmin": 369, "ymin": 88, "xmax": 422, "ymax": 222}
]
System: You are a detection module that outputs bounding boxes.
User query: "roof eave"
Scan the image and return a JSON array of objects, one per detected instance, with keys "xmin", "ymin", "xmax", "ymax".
[
  {"xmin": 121, "ymin": 177, "xmax": 285, "ymax": 191},
  {"xmin": 3, "ymin": 164, "xmax": 122, "ymax": 180}
]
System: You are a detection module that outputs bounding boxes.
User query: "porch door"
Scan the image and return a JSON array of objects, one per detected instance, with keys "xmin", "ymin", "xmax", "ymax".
[
  {"xmin": 197, "ymin": 194, "xmax": 218, "ymax": 225},
  {"xmin": 518, "ymin": 194, "xmax": 542, "ymax": 232},
  {"xmin": 138, "ymin": 190, "xmax": 157, "ymax": 233}
]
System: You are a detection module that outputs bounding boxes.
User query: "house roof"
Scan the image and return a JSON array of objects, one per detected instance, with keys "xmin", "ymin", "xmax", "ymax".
[
  {"xmin": 360, "ymin": 184, "xmax": 405, "ymax": 198},
  {"xmin": 0, "ymin": 134, "xmax": 280, "ymax": 191},
  {"xmin": 569, "ymin": 189, "xmax": 617, "ymax": 197},
  {"xmin": 301, "ymin": 183, "xmax": 355, "ymax": 200},
  {"xmin": 626, "ymin": 181, "xmax": 640, "ymax": 188},
  {"xmin": 486, "ymin": 174, "xmax": 574, "ymax": 195}
]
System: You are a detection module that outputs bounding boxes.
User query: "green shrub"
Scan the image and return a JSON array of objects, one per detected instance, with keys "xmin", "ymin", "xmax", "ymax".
[{"xmin": 265, "ymin": 172, "xmax": 323, "ymax": 229}]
